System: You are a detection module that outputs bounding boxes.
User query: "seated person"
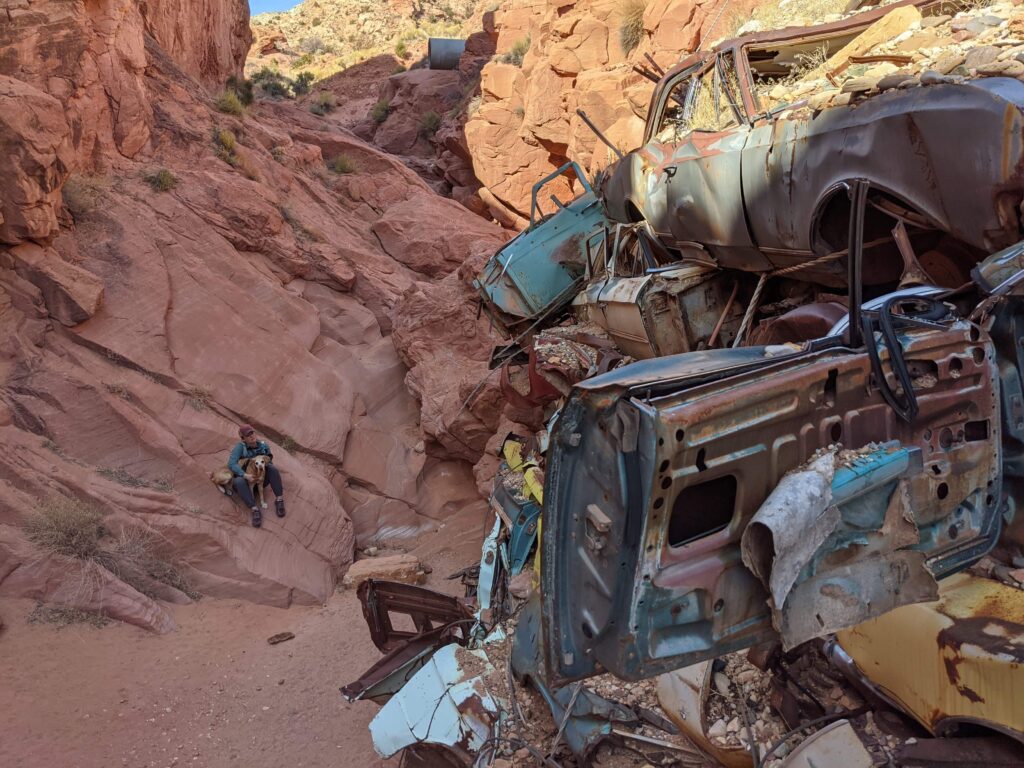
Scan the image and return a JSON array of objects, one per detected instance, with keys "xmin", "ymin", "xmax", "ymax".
[{"xmin": 228, "ymin": 424, "xmax": 286, "ymax": 528}]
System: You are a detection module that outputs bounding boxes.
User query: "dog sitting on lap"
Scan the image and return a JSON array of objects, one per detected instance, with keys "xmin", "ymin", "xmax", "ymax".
[{"xmin": 210, "ymin": 424, "xmax": 287, "ymax": 528}]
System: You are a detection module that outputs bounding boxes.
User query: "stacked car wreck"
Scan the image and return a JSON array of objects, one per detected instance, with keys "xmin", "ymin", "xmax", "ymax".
[{"xmin": 345, "ymin": 1, "xmax": 1024, "ymax": 764}]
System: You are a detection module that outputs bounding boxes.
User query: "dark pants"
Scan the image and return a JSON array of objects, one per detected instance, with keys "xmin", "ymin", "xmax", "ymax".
[{"xmin": 232, "ymin": 465, "xmax": 284, "ymax": 508}]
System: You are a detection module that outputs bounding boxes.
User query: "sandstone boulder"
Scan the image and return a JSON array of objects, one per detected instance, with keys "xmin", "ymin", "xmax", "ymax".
[
  {"xmin": 371, "ymin": 193, "xmax": 505, "ymax": 277},
  {"xmin": 0, "ymin": 77, "xmax": 73, "ymax": 244},
  {"xmin": 341, "ymin": 553, "xmax": 426, "ymax": 588},
  {"xmin": 3, "ymin": 243, "xmax": 104, "ymax": 326},
  {"xmin": 373, "ymin": 70, "xmax": 463, "ymax": 157}
]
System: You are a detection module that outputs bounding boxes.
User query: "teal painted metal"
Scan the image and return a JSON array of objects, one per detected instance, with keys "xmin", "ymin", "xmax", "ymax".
[
  {"xmin": 474, "ymin": 162, "xmax": 605, "ymax": 337},
  {"xmin": 490, "ymin": 472, "xmax": 542, "ymax": 576}
]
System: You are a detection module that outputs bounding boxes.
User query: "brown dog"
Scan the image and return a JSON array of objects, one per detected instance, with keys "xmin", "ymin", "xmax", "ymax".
[
  {"xmin": 210, "ymin": 455, "xmax": 269, "ymax": 509},
  {"xmin": 243, "ymin": 455, "xmax": 270, "ymax": 510}
]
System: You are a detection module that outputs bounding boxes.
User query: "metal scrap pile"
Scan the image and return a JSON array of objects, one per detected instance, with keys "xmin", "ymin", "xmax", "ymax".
[{"xmin": 342, "ymin": 0, "xmax": 1024, "ymax": 763}]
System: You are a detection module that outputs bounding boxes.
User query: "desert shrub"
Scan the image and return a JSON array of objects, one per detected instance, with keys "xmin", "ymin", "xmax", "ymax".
[
  {"xmin": 293, "ymin": 52, "xmax": 315, "ymax": 69},
  {"xmin": 213, "ymin": 128, "xmax": 238, "ymax": 164},
  {"xmin": 419, "ymin": 110, "xmax": 442, "ymax": 136},
  {"xmin": 330, "ymin": 154, "xmax": 357, "ymax": 174},
  {"xmin": 310, "ymin": 91, "xmax": 337, "ymax": 115},
  {"xmin": 467, "ymin": 94, "xmax": 482, "ymax": 116},
  {"xmin": 271, "ymin": 146, "xmax": 287, "ymax": 163},
  {"xmin": 500, "ymin": 36, "xmax": 530, "ymax": 67},
  {"xmin": 144, "ymin": 169, "xmax": 177, "ymax": 192},
  {"xmin": 395, "ymin": 40, "xmax": 409, "ymax": 60},
  {"xmin": 225, "ymin": 75, "xmax": 254, "ymax": 105},
  {"xmin": 300, "ymin": 35, "xmax": 327, "ymax": 54},
  {"xmin": 62, "ymin": 175, "xmax": 109, "ymax": 218},
  {"xmin": 183, "ymin": 384, "xmax": 213, "ymax": 411},
  {"xmin": 107, "ymin": 527, "xmax": 199, "ymax": 600},
  {"xmin": 24, "ymin": 497, "xmax": 106, "ymax": 560},
  {"xmin": 371, "ymin": 99, "xmax": 391, "ymax": 124},
  {"xmin": 104, "ymin": 381, "xmax": 131, "ymax": 399},
  {"xmin": 28, "ymin": 603, "xmax": 110, "ymax": 628},
  {"xmin": 215, "ymin": 90, "xmax": 245, "ymax": 116},
  {"xmin": 293, "ymin": 71, "xmax": 315, "ymax": 95},
  {"xmin": 216, "ymin": 129, "xmax": 236, "ymax": 153},
  {"xmin": 619, "ymin": 0, "xmax": 646, "ymax": 55},
  {"xmin": 97, "ymin": 467, "xmax": 172, "ymax": 492}
]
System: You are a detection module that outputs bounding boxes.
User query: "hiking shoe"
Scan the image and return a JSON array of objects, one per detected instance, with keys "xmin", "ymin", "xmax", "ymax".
[
  {"xmin": 275, "ymin": 498, "xmax": 286, "ymax": 518},
  {"xmin": 251, "ymin": 507, "xmax": 262, "ymax": 528}
]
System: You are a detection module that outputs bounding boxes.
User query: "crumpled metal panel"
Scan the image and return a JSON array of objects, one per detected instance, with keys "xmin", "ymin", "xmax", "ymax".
[
  {"xmin": 780, "ymin": 720, "xmax": 874, "ymax": 768},
  {"xmin": 369, "ymin": 643, "xmax": 503, "ymax": 760},
  {"xmin": 341, "ymin": 581, "xmax": 475, "ymax": 704},
  {"xmin": 511, "ymin": 594, "xmax": 638, "ymax": 761},
  {"xmin": 474, "ymin": 164, "xmax": 603, "ymax": 337},
  {"xmin": 357, "ymin": 579, "xmax": 473, "ymax": 654},
  {"xmin": 836, "ymin": 572, "xmax": 1024, "ymax": 741},
  {"xmin": 542, "ymin": 316, "xmax": 1001, "ymax": 684},
  {"xmin": 742, "ymin": 444, "xmax": 939, "ymax": 649}
]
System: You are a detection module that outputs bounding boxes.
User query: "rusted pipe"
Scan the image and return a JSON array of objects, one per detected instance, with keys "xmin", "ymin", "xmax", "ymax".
[
  {"xmin": 708, "ymin": 280, "xmax": 739, "ymax": 348},
  {"xmin": 576, "ymin": 110, "xmax": 624, "ymax": 160}
]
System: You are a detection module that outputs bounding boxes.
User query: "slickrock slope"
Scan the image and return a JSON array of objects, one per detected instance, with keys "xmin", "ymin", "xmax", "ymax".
[{"xmin": 0, "ymin": 0, "xmax": 505, "ymax": 629}]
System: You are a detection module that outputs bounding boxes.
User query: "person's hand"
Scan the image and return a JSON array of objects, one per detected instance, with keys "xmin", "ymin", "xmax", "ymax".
[{"xmin": 244, "ymin": 473, "xmax": 254, "ymax": 483}]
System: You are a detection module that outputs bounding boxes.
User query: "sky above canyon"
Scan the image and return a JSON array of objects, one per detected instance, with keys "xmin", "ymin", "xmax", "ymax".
[{"xmin": 250, "ymin": 1, "xmax": 299, "ymax": 13}]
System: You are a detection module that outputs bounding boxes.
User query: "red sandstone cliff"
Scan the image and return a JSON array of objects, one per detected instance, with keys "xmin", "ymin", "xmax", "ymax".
[{"xmin": 0, "ymin": 0, "xmax": 506, "ymax": 630}]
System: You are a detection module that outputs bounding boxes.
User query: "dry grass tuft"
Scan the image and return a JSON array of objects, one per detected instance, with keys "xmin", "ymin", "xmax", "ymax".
[
  {"xmin": 619, "ymin": 0, "xmax": 647, "ymax": 55},
  {"xmin": 24, "ymin": 497, "xmax": 106, "ymax": 560},
  {"xmin": 184, "ymin": 384, "xmax": 213, "ymax": 411},
  {"xmin": 107, "ymin": 527, "xmax": 200, "ymax": 600},
  {"xmin": 419, "ymin": 110, "xmax": 442, "ymax": 136},
  {"xmin": 62, "ymin": 175, "xmax": 110, "ymax": 219},
  {"xmin": 27, "ymin": 603, "xmax": 110, "ymax": 628},
  {"xmin": 499, "ymin": 36, "xmax": 530, "ymax": 67},
  {"xmin": 215, "ymin": 90, "xmax": 246, "ymax": 116},
  {"xmin": 145, "ymin": 169, "xmax": 177, "ymax": 192}
]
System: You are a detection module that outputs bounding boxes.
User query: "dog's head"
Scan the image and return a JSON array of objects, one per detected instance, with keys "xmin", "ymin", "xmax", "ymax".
[{"xmin": 249, "ymin": 455, "xmax": 270, "ymax": 473}]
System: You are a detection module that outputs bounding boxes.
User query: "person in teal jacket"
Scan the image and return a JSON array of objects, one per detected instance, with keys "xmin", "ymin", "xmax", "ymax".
[{"xmin": 229, "ymin": 424, "xmax": 286, "ymax": 528}]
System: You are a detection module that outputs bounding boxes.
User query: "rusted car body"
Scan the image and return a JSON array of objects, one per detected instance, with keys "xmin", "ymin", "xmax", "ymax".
[
  {"xmin": 537, "ymin": 240, "xmax": 1024, "ymax": 686},
  {"xmin": 833, "ymin": 572, "xmax": 1024, "ymax": 743},
  {"xmin": 600, "ymin": 0, "xmax": 1024, "ymax": 290},
  {"xmin": 474, "ymin": 162, "xmax": 603, "ymax": 338}
]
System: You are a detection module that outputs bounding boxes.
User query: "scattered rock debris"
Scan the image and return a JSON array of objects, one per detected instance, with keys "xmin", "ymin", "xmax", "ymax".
[{"xmin": 266, "ymin": 632, "xmax": 294, "ymax": 645}]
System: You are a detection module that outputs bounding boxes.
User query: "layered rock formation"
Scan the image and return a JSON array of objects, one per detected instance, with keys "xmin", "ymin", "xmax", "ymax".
[
  {"xmin": 0, "ymin": 0, "xmax": 505, "ymax": 629},
  {"xmin": 464, "ymin": 0, "xmax": 757, "ymax": 221}
]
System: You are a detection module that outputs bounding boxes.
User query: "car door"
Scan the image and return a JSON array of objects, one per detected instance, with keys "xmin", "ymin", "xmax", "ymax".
[
  {"xmin": 658, "ymin": 53, "xmax": 768, "ymax": 270},
  {"xmin": 540, "ymin": 298, "xmax": 1004, "ymax": 684}
]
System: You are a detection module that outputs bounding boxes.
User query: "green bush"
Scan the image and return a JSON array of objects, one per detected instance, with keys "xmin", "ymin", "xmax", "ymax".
[
  {"xmin": 293, "ymin": 71, "xmax": 315, "ymax": 95},
  {"xmin": 215, "ymin": 90, "xmax": 245, "ymax": 116},
  {"xmin": 619, "ymin": 0, "xmax": 647, "ymax": 55},
  {"xmin": 372, "ymin": 99, "xmax": 391, "ymax": 124},
  {"xmin": 395, "ymin": 40, "xmax": 409, "ymax": 60},
  {"xmin": 293, "ymin": 53, "xmax": 314, "ymax": 69},
  {"xmin": 225, "ymin": 75, "xmax": 254, "ymax": 105},
  {"xmin": 145, "ymin": 169, "xmax": 177, "ymax": 192},
  {"xmin": 419, "ymin": 110, "xmax": 441, "ymax": 137}
]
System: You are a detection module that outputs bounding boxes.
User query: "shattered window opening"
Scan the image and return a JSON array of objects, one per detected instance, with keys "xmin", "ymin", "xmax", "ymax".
[{"xmin": 654, "ymin": 54, "xmax": 743, "ymax": 142}]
